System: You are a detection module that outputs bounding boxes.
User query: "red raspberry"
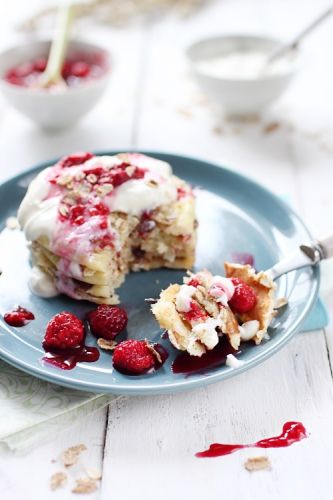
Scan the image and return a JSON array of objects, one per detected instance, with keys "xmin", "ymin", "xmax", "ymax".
[
  {"xmin": 112, "ymin": 339, "xmax": 155, "ymax": 375},
  {"xmin": 88, "ymin": 202, "xmax": 109, "ymax": 217},
  {"xmin": 34, "ymin": 58, "xmax": 47, "ymax": 72},
  {"xmin": 228, "ymin": 278, "xmax": 257, "ymax": 313},
  {"xmin": 87, "ymin": 305, "xmax": 127, "ymax": 340},
  {"xmin": 66, "ymin": 204, "xmax": 86, "ymax": 225},
  {"xmin": 58, "ymin": 152, "xmax": 94, "ymax": 168},
  {"xmin": 43, "ymin": 312, "xmax": 84, "ymax": 351},
  {"xmin": 70, "ymin": 61, "xmax": 91, "ymax": 78},
  {"xmin": 10, "ymin": 62, "xmax": 34, "ymax": 78},
  {"xmin": 182, "ymin": 302, "xmax": 207, "ymax": 323},
  {"xmin": 187, "ymin": 278, "xmax": 200, "ymax": 287}
]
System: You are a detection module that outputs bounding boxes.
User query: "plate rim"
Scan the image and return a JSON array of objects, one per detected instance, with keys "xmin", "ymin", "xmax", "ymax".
[{"xmin": 0, "ymin": 150, "xmax": 320, "ymax": 395}]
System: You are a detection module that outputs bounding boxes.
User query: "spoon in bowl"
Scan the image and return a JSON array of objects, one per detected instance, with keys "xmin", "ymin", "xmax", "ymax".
[
  {"xmin": 261, "ymin": 5, "xmax": 333, "ymax": 73},
  {"xmin": 38, "ymin": 2, "xmax": 74, "ymax": 89}
]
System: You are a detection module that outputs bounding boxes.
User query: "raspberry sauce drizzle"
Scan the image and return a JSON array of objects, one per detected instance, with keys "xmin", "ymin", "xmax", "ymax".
[
  {"xmin": 196, "ymin": 422, "xmax": 307, "ymax": 458},
  {"xmin": 4, "ymin": 306, "xmax": 35, "ymax": 327},
  {"xmin": 172, "ymin": 337, "xmax": 237, "ymax": 375},
  {"xmin": 42, "ymin": 343, "xmax": 100, "ymax": 370}
]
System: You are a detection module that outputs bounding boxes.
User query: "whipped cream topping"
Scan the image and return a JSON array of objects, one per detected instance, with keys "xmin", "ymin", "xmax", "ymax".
[
  {"xmin": 175, "ymin": 284, "xmax": 197, "ymax": 312},
  {"xmin": 28, "ymin": 266, "xmax": 59, "ymax": 298},
  {"xmin": 209, "ymin": 275, "xmax": 235, "ymax": 306},
  {"xmin": 191, "ymin": 316, "xmax": 220, "ymax": 350}
]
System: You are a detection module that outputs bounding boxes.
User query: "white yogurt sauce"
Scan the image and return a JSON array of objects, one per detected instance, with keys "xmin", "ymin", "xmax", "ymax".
[
  {"xmin": 195, "ymin": 51, "xmax": 293, "ymax": 80},
  {"xmin": 109, "ymin": 175, "xmax": 177, "ymax": 217},
  {"xmin": 239, "ymin": 320, "xmax": 260, "ymax": 341},
  {"xmin": 226, "ymin": 354, "xmax": 245, "ymax": 369},
  {"xmin": 209, "ymin": 276, "xmax": 234, "ymax": 306},
  {"xmin": 17, "ymin": 168, "xmax": 59, "ymax": 242},
  {"xmin": 17, "ymin": 154, "xmax": 177, "ymax": 242},
  {"xmin": 175, "ymin": 285, "xmax": 197, "ymax": 312},
  {"xmin": 191, "ymin": 316, "xmax": 220, "ymax": 350},
  {"xmin": 28, "ymin": 266, "xmax": 59, "ymax": 298}
]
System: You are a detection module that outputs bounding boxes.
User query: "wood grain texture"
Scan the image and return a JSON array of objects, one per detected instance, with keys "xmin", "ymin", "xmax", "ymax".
[
  {"xmin": 101, "ymin": 333, "xmax": 333, "ymax": 500},
  {"xmin": 0, "ymin": 408, "xmax": 108, "ymax": 500}
]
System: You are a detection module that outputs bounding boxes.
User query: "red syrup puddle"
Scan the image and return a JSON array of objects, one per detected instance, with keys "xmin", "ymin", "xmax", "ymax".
[
  {"xmin": 4, "ymin": 306, "xmax": 35, "ymax": 327},
  {"xmin": 196, "ymin": 422, "xmax": 308, "ymax": 458},
  {"xmin": 172, "ymin": 336, "xmax": 237, "ymax": 375},
  {"xmin": 42, "ymin": 343, "xmax": 100, "ymax": 370}
]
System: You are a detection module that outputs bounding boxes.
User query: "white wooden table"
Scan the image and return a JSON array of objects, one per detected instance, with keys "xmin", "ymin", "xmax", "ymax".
[{"xmin": 1, "ymin": 0, "xmax": 333, "ymax": 498}]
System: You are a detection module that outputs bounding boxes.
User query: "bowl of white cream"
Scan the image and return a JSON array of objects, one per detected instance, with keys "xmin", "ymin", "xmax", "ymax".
[{"xmin": 186, "ymin": 35, "xmax": 298, "ymax": 116}]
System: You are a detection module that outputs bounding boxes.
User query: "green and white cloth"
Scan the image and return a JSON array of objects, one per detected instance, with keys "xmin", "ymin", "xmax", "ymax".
[{"xmin": 0, "ymin": 361, "xmax": 115, "ymax": 452}]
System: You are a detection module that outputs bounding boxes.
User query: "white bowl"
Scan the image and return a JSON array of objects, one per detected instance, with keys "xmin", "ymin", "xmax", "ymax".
[
  {"xmin": 0, "ymin": 40, "xmax": 111, "ymax": 130},
  {"xmin": 186, "ymin": 34, "xmax": 298, "ymax": 116}
]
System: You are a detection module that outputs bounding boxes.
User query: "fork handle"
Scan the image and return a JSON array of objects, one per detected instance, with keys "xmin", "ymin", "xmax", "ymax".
[{"xmin": 317, "ymin": 234, "xmax": 333, "ymax": 259}]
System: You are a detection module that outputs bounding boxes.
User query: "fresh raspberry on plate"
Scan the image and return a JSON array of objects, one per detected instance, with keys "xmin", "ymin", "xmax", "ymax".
[
  {"xmin": 43, "ymin": 312, "xmax": 84, "ymax": 351},
  {"xmin": 228, "ymin": 278, "xmax": 257, "ymax": 313},
  {"xmin": 112, "ymin": 339, "xmax": 156, "ymax": 375},
  {"xmin": 87, "ymin": 305, "xmax": 128, "ymax": 340}
]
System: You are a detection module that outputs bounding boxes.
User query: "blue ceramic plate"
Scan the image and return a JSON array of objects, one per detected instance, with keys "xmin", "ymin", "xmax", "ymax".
[{"xmin": 0, "ymin": 152, "xmax": 319, "ymax": 395}]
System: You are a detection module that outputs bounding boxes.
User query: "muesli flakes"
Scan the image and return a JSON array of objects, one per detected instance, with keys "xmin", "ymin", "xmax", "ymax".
[
  {"xmin": 50, "ymin": 471, "xmax": 67, "ymax": 490},
  {"xmin": 61, "ymin": 444, "xmax": 87, "ymax": 467},
  {"xmin": 72, "ymin": 477, "xmax": 98, "ymax": 494},
  {"xmin": 244, "ymin": 456, "xmax": 271, "ymax": 472}
]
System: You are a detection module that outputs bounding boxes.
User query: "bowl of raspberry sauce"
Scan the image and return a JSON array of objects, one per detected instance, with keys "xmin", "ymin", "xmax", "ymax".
[{"xmin": 0, "ymin": 40, "xmax": 110, "ymax": 129}]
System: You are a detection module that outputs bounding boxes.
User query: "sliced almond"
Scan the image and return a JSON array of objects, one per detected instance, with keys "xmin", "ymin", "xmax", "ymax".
[
  {"xmin": 86, "ymin": 173, "xmax": 98, "ymax": 184},
  {"xmin": 125, "ymin": 165, "xmax": 135, "ymax": 177},
  {"xmin": 146, "ymin": 179, "xmax": 159, "ymax": 188},
  {"xmin": 57, "ymin": 175, "xmax": 72, "ymax": 186},
  {"xmin": 145, "ymin": 339, "xmax": 162, "ymax": 364},
  {"xmin": 59, "ymin": 205, "xmax": 69, "ymax": 217},
  {"xmin": 62, "ymin": 194, "xmax": 76, "ymax": 206},
  {"xmin": 274, "ymin": 297, "xmax": 288, "ymax": 309},
  {"xmin": 74, "ymin": 172, "xmax": 85, "ymax": 182},
  {"xmin": 97, "ymin": 338, "xmax": 117, "ymax": 351},
  {"xmin": 96, "ymin": 184, "xmax": 114, "ymax": 197}
]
